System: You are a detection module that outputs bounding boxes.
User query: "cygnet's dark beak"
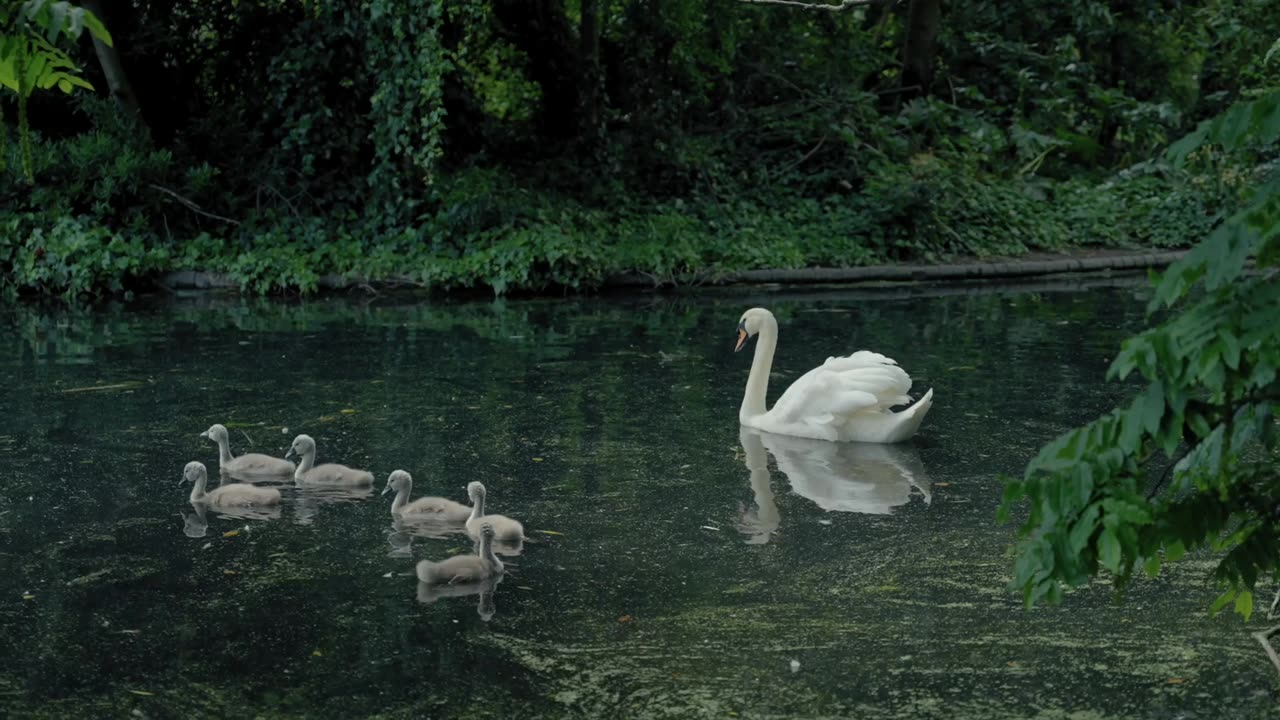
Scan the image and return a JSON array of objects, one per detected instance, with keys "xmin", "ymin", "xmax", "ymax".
[
  {"xmin": 381, "ymin": 484, "xmax": 392, "ymax": 496},
  {"xmin": 198, "ymin": 431, "xmax": 209, "ymax": 439},
  {"xmin": 284, "ymin": 448, "xmax": 295, "ymax": 460},
  {"xmin": 734, "ymin": 321, "xmax": 748, "ymax": 353}
]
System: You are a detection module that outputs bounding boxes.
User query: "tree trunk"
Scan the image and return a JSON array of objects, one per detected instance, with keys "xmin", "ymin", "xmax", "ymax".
[
  {"xmin": 900, "ymin": 0, "xmax": 941, "ymax": 98},
  {"xmin": 579, "ymin": 0, "xmax": 602, "ymax": 137},
  {"xmin": 80, "ymin": 0, "xmax": 144, "ymax": 125}
]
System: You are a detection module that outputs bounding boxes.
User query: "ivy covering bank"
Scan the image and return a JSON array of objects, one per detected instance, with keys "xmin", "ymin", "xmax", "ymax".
[{"xmin": 2, "ymin": 0, "xmax": 1279, "ymax": 297}]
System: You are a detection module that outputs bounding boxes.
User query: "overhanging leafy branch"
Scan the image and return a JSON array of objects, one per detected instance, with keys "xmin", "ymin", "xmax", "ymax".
[
  {"xmin": 1, "ymin": 1, "xmax": 112, "ymax": 181},
  {"xmin": 1000, "ymin": 88, "xmax": 1280, "ymax": 619}
]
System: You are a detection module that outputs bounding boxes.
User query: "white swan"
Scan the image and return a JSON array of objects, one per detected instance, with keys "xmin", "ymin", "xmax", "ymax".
[
  {"xmin": 200, "ymin": 424, "xmax": 295, "ymax": 480},
  {"xmin": 735, "ymin": 307, "xmax": 934, "ymax": 443},
  {"xmin": 181, "ymin": 461, "xmax": 281, "ymax": 507}
]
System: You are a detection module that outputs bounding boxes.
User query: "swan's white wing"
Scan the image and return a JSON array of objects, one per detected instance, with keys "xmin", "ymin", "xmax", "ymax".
[{"xmin": 772, "ymin": 354, "xmax": 912, "ymax": 419}]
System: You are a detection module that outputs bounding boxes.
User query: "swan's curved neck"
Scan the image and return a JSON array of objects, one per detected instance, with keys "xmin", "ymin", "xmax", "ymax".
[
  {"xmin": 189, "ymin": 474, "xmax": 208, "ymax": 503},
  {"xmin": 480, "ymin": 533, "xmax": 503, "ymax": 571},
  {"xmin": 294, "ymin": 448, "xmax": 315, "ymax": 480},
  {"xmin": 391, "ymin": 482, "xmax": 410, "ymax": 513},
  {"xmin": 215, "ymin": 436, "xmax": 234, "ymax": 464},
  {"xmin": 740, "ymin": 314, "xmax": 779, "ymax": 421},
  {"xmin": 469, "ymin": 492, "xmax": 486, "ymax": 522}
]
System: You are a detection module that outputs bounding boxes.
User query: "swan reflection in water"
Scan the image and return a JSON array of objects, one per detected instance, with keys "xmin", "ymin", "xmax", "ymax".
[
  {"xmin": 737, "ymin": 426, "xmax": 931, "ymax": 543},
  {"xmin": 289, "ymin": 484, "xmax": 375, "ymax": 525},
  {"xmin": 416, "ymin": 574, "xmax": 504, "ymax": 622},
  {"xmin": 180, "ymin": 498, "xmax": 282, "ymax": 538}
]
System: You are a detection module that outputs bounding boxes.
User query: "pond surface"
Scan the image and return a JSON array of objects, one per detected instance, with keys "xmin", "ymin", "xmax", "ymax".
[{"xmin": 1, "ymin": 278, "xmax": 1277, "ymax": 719}]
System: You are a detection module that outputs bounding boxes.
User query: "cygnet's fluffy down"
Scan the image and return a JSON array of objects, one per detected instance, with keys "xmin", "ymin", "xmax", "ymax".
[
  {"xmin": 286, "ymin": 434, "xmax": 374, "ymax": 485},
  {"xmin": 463, "ymin": 481, "xmax": 525, "ymax": 542},
  {"xmin": 182, "ymin": 461, "xmax": 281, "ymax": 507},
  {"xmin": 200, "ymin": 423, "xmax": 295, "ymax": 479},
  {"xmin": 416, "ymin": 523, "xmax": 504, "ymax": 584},
  {"xmin": 382, "ymin": 470, "xmax": 470, "ymax": 523}
]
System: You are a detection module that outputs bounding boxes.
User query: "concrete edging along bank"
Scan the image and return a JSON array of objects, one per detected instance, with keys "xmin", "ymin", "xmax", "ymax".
[
  {"xmin": 602, "ymin": 250, "xmax": 1188, "ymax": 287},
  {"xmin": 159, "ymin": 250, "xmax": 1188, "ymax": 292}
]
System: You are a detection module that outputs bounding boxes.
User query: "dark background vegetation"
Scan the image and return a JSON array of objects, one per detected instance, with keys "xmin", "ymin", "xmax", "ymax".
[{"xmin": 2, "ymin": 0, "xmax": 1279, "ymax": 296}]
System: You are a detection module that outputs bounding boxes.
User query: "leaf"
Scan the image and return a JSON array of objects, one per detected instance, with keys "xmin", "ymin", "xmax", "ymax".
[
  {"xmin": 1267, "ymin": 37, "xmax": 1280, "ymax": 66},
  {"xmin": 1138, "ymin": 380, "xmax": 1165, "ymax": 436},
  {"xmin": 127, "ymin": 690, "xmax": 155, "ymax": 697},
  {"xmin": 1166, "ymin": 541, "xmax": 1186, "ymax": 562},
  {"xmin": 1164, "ymin": 121, "xmax": 1209, "ymax": 167},
  {"xmin": 1103, "ymin": 498, "xmax": 1152, "ymax": 525},
  {"xmin": 1209, "ymin": 587, "xmax": 1237, "ymax": 616},
  {"xmin": 1219, "ymin": 329, "xmax": 1241, "ymax": 370},
  {"xmin": 1068, "ymin": 503, "xmax": 1100, "ymax": 553},
  {"xmin": 222, "ymin": 530, "xmax": 240, "ymax": 538},
  {"xmin": 81, "ymin": 8, "xmax": 113, "ymax": 46},
  {"xmin": 1143, "ymin": 555, "xmax": 1161, "ymax": 578},
  {"xmin": 1235, "ymin": 590, "xmax": 1254, "ymax": 620},
  {"xmin": 1098, "ymin": 528, "xmax": 1122, "ymax": 573},
  {"xmin": 535, "ymin": 529, "xmax": 565, "ymax": 536}
]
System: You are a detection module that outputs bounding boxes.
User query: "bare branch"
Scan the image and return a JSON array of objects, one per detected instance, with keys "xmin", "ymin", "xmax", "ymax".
[
  {"xmin": 1252, "ymin": 624, "xmax": 1280, "ymax": 678},
  {"xmin": 738, "ymin": 0, "xmax": 881, "ymax": 10},
  {"xmin": 148, "ymin": 184, "xmax": 241, "ymax": 226}
]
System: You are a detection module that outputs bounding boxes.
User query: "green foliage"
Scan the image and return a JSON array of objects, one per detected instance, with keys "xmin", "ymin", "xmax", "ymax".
[
  {"xmin": 365, "ymin": 0, "xmax": 448, "ymax": 220},
  {"xmin": 3, "ymin": 0, "xmax": 1280, "ymax": 296},
  {"xmin": 1000, "ymin": 90, "xmax": 1280, "ymax": 618},
  {"xmin": 1, "ymin": 1, "xmax": 110, "ymax": 180}
]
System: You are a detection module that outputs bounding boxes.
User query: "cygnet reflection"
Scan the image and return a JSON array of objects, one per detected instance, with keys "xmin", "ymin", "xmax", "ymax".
[
  {"xmin": 180, "ymin": 504, "xmax": 209, "ymax": 538},
  {"xmin": 211, "ymin": 504, "xmax": 284, "ymax": 522},
  {"xmin": 390, "ymin": 511, "xmax": 466, "ymax": 541},
  {"xmin": 290, "ymin": 484, "xmax": 375, "ymax": 525},
  {"xmin": 180, "ymin": 495, "xmax": 280, "ymax": 538},
  {"xmin": 386, "ymin": 516, "xmax": 456, "ymax": 558},
  {"xmin": 737, "ymin": 426, "xmax": 931, "ymax": 543},
  {"xmin": 416, "ymin": 574, "xmax": 504, "ymax": 622}
]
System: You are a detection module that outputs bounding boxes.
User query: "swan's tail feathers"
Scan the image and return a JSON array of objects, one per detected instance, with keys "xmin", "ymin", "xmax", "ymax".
[
  {"xmin": 416, "ymin": 560, "xmax": 439, "ymax": 583},
  {"xmin": 889, "ymin": 388, "xmax": 934, "ymax": 443}
]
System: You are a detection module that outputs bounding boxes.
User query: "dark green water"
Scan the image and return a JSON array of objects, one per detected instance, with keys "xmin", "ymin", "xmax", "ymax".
[{"xmin": 1, "ymin": 279, "xmax": 1277, "ymax": 719}]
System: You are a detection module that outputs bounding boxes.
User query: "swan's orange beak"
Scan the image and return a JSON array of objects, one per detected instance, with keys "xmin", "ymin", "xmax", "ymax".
[{"xmin": 734, "ymin": 323, "xmax": 748, "ymax": 352}]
